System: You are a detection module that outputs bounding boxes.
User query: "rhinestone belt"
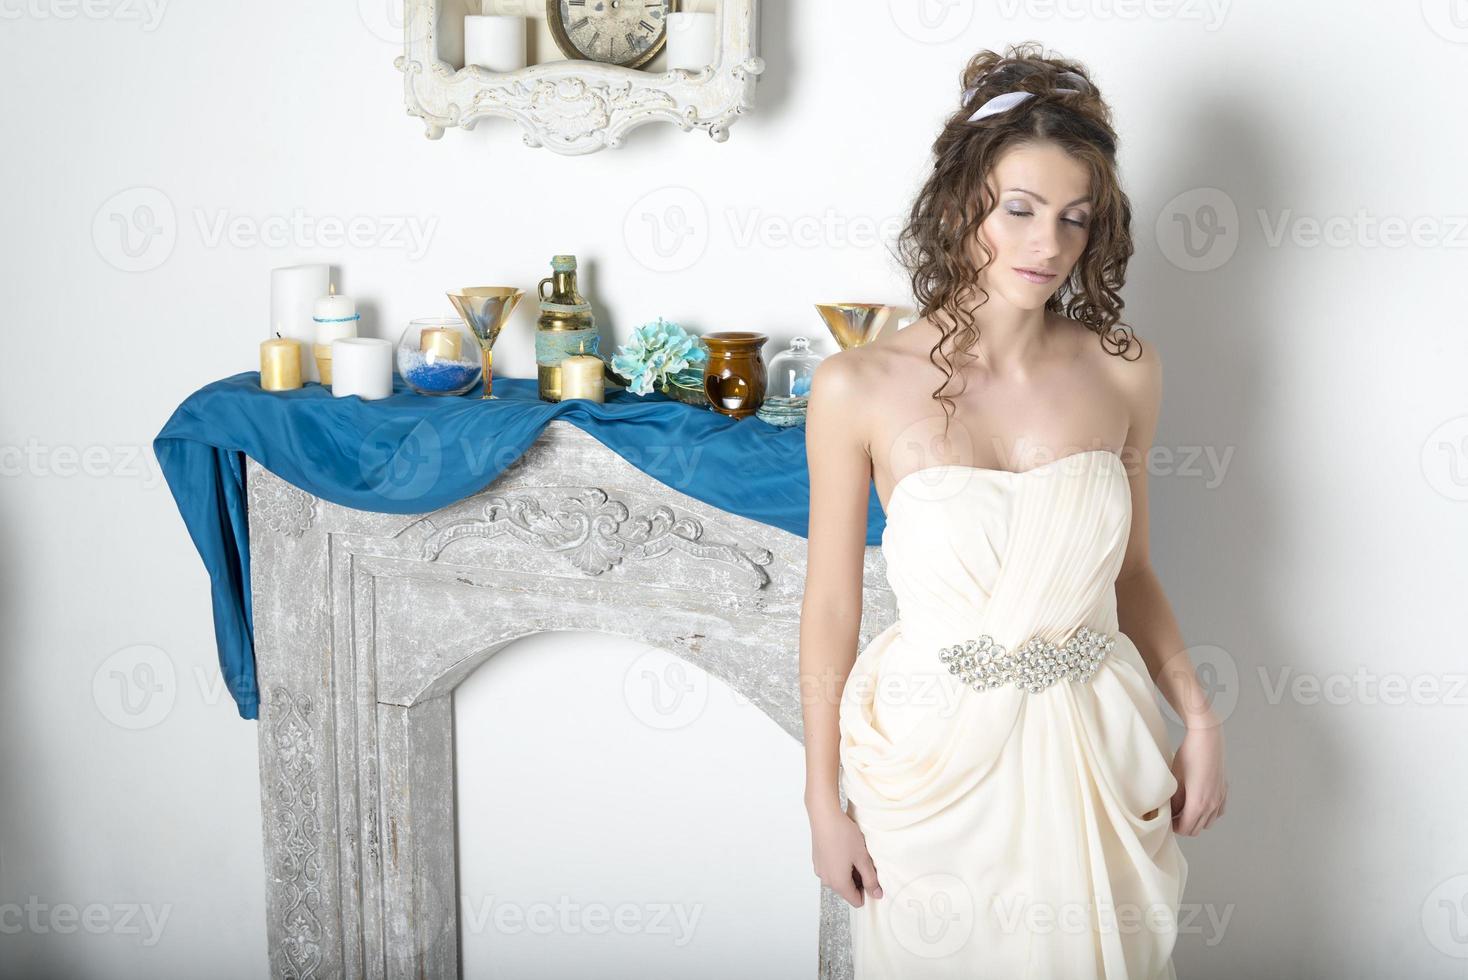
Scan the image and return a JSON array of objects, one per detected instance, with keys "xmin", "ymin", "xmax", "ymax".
[{"xmin": 938, "ymin": 626, "xmax": 1115, "ymax": 694}]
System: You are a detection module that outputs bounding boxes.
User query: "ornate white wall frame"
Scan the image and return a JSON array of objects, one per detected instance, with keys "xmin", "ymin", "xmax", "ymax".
[
  {"xmin": 395, "ymin": 1, "xmax": 765, "ymax": 154},
  {"xmin": 246, "ymin": 420, "xmax": 891, "ymax": 978}
]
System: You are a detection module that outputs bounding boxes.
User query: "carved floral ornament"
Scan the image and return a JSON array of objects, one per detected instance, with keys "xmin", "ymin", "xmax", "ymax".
[
  {"xmin": 251, "ymin": 472, "xmax": 318, "ymax": 538},
  {"xmin": 417, "ymin": 486, "xmax": 774, "ymax": 587},
  {"xmin": 395, "ymin": 0, "xmax": 763, "ymax": 154}
]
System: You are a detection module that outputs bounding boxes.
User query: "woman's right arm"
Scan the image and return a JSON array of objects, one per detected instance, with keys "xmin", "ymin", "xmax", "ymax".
[{"xmin": 799, "ymin": 352, "xmax": 884, "ymax": 906}]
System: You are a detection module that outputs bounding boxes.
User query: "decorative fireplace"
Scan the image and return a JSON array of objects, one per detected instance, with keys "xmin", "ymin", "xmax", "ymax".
[{"xmin": 246, "ymin": 420, "xmax": 895, "ymax": 978}]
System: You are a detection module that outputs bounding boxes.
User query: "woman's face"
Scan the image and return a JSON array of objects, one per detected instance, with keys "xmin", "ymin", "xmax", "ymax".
[{"xmin": 970, "ymin": 141, "xmax": 1094, "ymax": 311}]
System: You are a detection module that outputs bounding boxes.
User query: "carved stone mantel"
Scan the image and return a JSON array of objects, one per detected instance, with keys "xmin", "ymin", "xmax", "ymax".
[{"xmin": 246, "ymin": 419, "xmax": 895, "ymax": 978}]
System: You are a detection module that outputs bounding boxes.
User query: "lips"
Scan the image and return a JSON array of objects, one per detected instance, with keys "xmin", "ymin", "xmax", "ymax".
[{"xmin": 1014, "ymin": 267, "xmax": 1057, "ymax": 284}]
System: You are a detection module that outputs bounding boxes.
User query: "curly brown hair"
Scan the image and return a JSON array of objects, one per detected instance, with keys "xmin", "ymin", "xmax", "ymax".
[{"xmin": 894, "ymin": 41, "xmax": 1142, "ymax": 433}]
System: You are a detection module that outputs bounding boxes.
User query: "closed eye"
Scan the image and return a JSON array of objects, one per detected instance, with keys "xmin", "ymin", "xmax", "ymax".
[{"xmin": 1006, "ymin": 208, "xmax": 1088, "ymax": 228}]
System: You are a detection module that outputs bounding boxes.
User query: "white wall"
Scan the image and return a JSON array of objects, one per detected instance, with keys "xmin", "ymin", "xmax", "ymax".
[{"xmin": 2, "ymin": 0, "xmax": 1466, "ymax": 977}]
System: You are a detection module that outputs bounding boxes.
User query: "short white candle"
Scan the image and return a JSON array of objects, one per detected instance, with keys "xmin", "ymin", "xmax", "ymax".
[
  {"xmin": 465, "ymin": 14, "xmax": 526, "ymax": 72},
  {"xmin": 666, "ymin": 12, "xmax": 716, "ymax": 71},
  {"xmin": 331, "ymin": 337, "xmax": 394, "ymax": 400}
]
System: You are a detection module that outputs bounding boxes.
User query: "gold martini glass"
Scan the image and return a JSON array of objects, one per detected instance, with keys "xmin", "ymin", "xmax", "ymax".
[
  {"xmin": 813, "ymin": 302, "xmax": 898, "ymax": 350},
  {"xmin": 447, "ymin": 287, "xmax": 525, "ymax": 400}
]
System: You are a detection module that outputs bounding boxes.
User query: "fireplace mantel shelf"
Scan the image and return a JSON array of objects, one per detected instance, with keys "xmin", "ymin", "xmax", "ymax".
[{"xmin": 247, "ymin": 419, "xmax": 895, "ymax": 979}]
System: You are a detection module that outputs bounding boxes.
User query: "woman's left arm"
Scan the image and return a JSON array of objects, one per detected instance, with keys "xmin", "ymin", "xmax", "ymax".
[{"xmin": 1112, "ymin": 336, "xmax": 1228, "ymax": 838}]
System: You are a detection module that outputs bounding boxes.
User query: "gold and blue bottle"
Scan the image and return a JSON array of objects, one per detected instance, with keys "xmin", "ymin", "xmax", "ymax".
[{"xmin": 535, "ymin": 254, "xmax": 603, "ymax": 402}]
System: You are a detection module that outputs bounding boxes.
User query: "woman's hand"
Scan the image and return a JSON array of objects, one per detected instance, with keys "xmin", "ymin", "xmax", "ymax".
[
  {"xmin": 1170, "ymin": 719, "xmax": 1227, "ymax": 836},
  {"xmin": 809, "ymin": 802, "xmax": 884, "ymax": 907}
]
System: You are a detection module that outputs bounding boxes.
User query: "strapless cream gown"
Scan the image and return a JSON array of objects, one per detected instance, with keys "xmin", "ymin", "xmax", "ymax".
[{"xmin": 839, "ymin": 450, "xmax": 1188, "ymax": 979}]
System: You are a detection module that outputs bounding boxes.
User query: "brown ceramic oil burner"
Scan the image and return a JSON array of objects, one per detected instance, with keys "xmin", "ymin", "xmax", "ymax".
[{"xmin": 702, "ymin": 331, "xmax": 768, "ymax": 419}]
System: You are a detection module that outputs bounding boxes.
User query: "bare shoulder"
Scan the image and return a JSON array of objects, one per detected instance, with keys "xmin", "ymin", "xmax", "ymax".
[
  {"xmin": 809, "ymin": 331, "xmax": 917, "ymax": 403},
  {"xmin": 1087, "ymin": 321, "xmax": 1161, "ymax": 413},
  {"xmin": 808, "ymin": 332, "xmax": 917, "ymax": 452}
]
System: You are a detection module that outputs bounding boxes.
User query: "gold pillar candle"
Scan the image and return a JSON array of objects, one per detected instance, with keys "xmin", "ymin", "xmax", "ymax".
[
  {"xmin": 559, "ymin": 351, "xmax": 605, "ymax": 402},
  {"xmin": 419, "ymin": 327, "xmax": 464, "ymax": 362},
  {"xmin": 260, "ymin": 337, "xmax": 303, "ymax": 391}
]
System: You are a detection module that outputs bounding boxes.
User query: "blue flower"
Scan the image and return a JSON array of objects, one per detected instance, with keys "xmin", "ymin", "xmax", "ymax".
[{"xmin": 611, "ymin": 317, "xmax": 708, "ymax": 395}]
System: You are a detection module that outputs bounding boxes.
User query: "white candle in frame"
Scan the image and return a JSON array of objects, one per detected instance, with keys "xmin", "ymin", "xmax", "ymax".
[
  {"xmin": 465, "ymin": 14, "xmax": 526, "ymax": 72},
  {"xmin": 666, "ymin": 12, "xmax": 716, "ymax": 71}
]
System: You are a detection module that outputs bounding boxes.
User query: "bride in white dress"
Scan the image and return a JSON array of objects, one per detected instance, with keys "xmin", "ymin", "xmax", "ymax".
[{"xmin": 800, "ymin": 44, "xmax": 1228, "ymax": 979}]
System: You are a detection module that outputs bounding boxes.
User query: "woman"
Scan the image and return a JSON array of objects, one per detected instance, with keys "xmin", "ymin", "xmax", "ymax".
[{"xmin": 799, "ymin": 44, "xmax": 1227, "ymax": 979}]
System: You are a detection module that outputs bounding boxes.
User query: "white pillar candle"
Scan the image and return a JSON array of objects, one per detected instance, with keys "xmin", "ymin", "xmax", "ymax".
[
  {"xmin": 271, "ymin": 263, "xmax": 330, "ymax": 382},
  {"xmin": 465, "ymin": 14, "xmax": 526, "ymax": 72},
  {"xmin": 312, "ymin": 284, "xmax": 361, "ymax": 385},
  {"xmin": 331, "ymin": 337, "xmax": 393, "ymax": 400},
  {"xmin": 666, "ymin": 12, "xmax": 716, "ymax": 71}
]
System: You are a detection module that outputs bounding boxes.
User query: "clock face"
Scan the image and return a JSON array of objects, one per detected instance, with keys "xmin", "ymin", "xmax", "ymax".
[{"xmin": 552, "ymin": 0, "xmax": 671, "ymax": 69}]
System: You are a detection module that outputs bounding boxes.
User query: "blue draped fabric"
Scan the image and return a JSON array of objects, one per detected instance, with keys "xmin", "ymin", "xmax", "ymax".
[{"xmin": 153, "ymin": 372, "xmax": 887, "ymax": 719}]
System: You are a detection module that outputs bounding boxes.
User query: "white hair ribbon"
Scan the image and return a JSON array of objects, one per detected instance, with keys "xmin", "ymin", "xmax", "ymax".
[{"xmin": 961, "ymin": 70, "xmax": 1089, "ymax": 122}]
